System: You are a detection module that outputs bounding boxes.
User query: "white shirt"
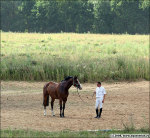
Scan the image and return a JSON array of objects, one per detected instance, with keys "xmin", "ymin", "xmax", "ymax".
[{"xmin": 96, "ymin": 86, "xmax": 106, "ymax": 98}]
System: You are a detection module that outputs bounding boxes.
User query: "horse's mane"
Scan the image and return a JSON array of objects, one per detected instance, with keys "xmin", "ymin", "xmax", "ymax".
[{"xmin": 61, "ymin": 76, "xmax": 73, "ymax": 82}]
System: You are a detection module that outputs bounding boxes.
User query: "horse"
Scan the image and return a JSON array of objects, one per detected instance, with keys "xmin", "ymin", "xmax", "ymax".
[{"xmin": 43, "ymin": 76, "xmax": 82, "ymax": 117}]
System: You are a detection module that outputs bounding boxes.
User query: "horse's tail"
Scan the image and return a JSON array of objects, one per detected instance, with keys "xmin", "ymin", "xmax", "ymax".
[{"xmin": 43, "ymin": 83, "xmax": 50, "ymax": 106}]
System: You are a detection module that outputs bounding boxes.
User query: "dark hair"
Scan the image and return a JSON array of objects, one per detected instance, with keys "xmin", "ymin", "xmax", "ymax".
[
  {"xmin": 61, "ymin": 76, "xmax": 73, "ymax": 82},
  {"xmin": 64, "ymin": 76, "xmax": 73, "ymax": 81},
  {"xmin": 97, "ymin": 82, "xmax": 101, "ymax": 85}
]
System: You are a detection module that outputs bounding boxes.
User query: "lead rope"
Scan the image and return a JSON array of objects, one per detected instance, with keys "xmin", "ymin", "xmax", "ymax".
[
  {"xmin": 73, "ymin": 77, "xmax": 84, "ymax": 102},
  {"xmin": 76, "ymin": 88, "xmax": 87, "ymax": 103},
  {"xmin": 73, "ymin": 78, "xmax": 92, "ymax": 103},
  {"xmin": 73, "ymin": 77, "xmax": 74, "ymax": 86},
  {"xmin": 73, "ymin": 77, "xmax": 83, "ymax": 102}
]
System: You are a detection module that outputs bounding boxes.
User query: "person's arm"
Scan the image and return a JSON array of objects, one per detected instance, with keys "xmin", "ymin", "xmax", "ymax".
[
  {"xmin": 93, "ymin": 88, "xmax": 97, "ymax": 94},
  {"xmin": 102, "ymin": 94, "xmax": 106, "ymax": 103},
  {"xmin": 92, "ymin": 89, "xmax": 96, "ymax": 98},
  {"xmin": 92, "ymin": 91, "xmax": 96, "ymax": 98},
  {"xmin": 102, "ymin": 88, "xmax": 106, "ymax": 103}
]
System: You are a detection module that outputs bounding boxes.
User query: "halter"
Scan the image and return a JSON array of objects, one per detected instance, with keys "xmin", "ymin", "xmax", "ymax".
[{"xmin": 73, "ymin": 77, "xmax": 80, "ymax": 89}]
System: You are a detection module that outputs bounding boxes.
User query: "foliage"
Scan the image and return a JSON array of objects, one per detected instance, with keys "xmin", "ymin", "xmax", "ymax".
[{"xmin": 1, "ymin": 0, "xmax": 149, "ymax": 34}]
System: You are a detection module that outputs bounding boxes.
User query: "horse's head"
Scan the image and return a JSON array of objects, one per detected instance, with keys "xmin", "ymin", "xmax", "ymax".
[{"xmin": 73, "ymin": 76, "xmax": 82, "ymax": 90}]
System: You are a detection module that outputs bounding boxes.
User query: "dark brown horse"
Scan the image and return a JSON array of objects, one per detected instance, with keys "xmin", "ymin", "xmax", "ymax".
[{"xmin": 43, "ymin": 76, "xmax": 82, "ymax": 117}]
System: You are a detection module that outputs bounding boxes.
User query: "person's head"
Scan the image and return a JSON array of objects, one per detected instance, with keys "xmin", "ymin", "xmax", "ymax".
[{"xmin": 97, "ymin": 82, "xmax": 101, "ymax": 87}]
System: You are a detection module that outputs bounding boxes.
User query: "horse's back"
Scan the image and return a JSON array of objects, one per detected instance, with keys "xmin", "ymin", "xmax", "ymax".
[{"xmin": 44, "ymin": 81, "xmax": 59, "ymax": 99}]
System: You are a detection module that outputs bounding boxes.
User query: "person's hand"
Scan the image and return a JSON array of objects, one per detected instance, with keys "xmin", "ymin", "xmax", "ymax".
[
  {"xmin": 93, "ymin": 91, "xmax": 96, "ymax": 94},
  {"xmin": 102, "ymin": 100, "xmax": 104, "ymax": 103}
]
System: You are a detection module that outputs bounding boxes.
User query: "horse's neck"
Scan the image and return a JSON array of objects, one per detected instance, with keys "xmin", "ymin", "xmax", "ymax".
[{"xmin": 64, "ymin": 79, "xmax": 73, "ymax": 90}]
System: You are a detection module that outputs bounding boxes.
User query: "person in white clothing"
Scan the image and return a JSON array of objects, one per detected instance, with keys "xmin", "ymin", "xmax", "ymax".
[{"xmin": 93, "ymin": 82, "xmax": 106, "ymax": 118}]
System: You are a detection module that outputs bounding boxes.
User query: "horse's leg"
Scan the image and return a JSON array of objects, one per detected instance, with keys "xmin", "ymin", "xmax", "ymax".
[
  {"xmin": 44, "ymin": 106, "xmax": 46, "ymax": 116},
  {"xmin": 62, "ymin": 100, "xmax": 66, "ymax": 117},
  {"xmin": 59, "ymin": 99, "xmax": 63, "ymax": 117},
  {"xmin": 43, "ymin": 95, "xmax": 47, "ymax": 116},
  {"xmin": 43, "ymin": 95, "xmax": 49, "ymax": 116},
  {"xmin": 51, "ymin": 98, "xmax": 55, "ymax": 116}
]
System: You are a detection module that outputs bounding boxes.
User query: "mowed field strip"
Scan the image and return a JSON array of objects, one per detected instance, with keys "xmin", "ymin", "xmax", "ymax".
[{"xmin": 1, "ymin": 81, "xmax": 149, "ymax": 132}]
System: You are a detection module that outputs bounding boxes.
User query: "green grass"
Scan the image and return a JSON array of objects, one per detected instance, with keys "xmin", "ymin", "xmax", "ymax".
[
  {"xmin": 1, "ymin": 32, "xmax": 149, "ymax": 82},
  {"xmin": 0, "ymin": 129, "xmax": 149, "ymax": 138}
]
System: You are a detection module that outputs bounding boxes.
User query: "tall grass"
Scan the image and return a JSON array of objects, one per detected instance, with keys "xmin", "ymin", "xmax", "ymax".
[
  {"xmin": 121, "ymin": 114, "xmax": 150, "ymax": 133},
  {"xmin": 1, "ymin": 32, "xmax": 149, "ymax": 82}
]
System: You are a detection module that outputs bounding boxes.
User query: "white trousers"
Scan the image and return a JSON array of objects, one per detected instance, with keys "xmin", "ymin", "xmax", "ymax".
[{"xmin": 95, "ymin": 97, "xmax": 103, "ymax": 109}]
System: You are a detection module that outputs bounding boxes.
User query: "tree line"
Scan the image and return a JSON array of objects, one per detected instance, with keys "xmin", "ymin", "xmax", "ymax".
[{"xmin": 1, "ymin": 0, "xmax": 149, "ymax": 34}]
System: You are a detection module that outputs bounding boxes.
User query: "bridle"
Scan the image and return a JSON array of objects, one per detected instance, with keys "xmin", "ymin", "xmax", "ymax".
[{"xmin": 73, "ymin": 77, "xmax": 81, "ymax": 89}]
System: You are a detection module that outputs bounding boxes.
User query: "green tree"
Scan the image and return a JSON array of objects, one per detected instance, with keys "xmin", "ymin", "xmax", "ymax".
[
  {"xmin": 111, "ymin": 0, "xmax": 149, "ymax": 34},
  {"xmin": 57, "ymin": 0, "xmax": 94, "ymax": 33},
  {"xmin": 0, "ymin": 0, "xmax": 149, "ymax": 34},
  {"xmin": 1, "ymin": 1, "xmax": 23, "ymax": 31},
  {"xmin": 93, "ymin": 0, "xmax": 113, "ymax": 33},
  {"xmin": 21, "ymin": 0, "xmax": 36, "ymax": 32}
]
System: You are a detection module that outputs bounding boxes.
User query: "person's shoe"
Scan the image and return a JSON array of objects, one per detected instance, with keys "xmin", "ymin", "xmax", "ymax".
[
  {"xmin": 95, "ymin": 108, "xmax": 98, "ymax": 118},
  {"xmin": 98, "ymin": 108, "xmax": 102, "ymax": 118}
]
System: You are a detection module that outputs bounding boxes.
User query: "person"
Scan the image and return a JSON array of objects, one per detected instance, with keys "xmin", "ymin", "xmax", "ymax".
[{"xmin": 93, "ymin": 82, "xmax": 106, "ymax": 118}]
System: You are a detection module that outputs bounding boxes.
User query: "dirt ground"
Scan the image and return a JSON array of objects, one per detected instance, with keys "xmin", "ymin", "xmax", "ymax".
[{"xmin": 1, "ymin": 81, "xmax": 149, "ymax": 132}]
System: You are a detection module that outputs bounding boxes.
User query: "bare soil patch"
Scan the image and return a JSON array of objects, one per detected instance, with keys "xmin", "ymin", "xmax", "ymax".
[{"xmin": 1, "ymin": 81, "xmax": 149, "ymax": 132}]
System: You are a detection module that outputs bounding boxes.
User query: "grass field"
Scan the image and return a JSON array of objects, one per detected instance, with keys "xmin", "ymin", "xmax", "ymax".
[
  {"xmin": 0, "ymin": 129, "xmax": 149, "ymax": 138},
  {"xmin": 1, "ymin": 32, "xmax": 149, "ymax": 82}
]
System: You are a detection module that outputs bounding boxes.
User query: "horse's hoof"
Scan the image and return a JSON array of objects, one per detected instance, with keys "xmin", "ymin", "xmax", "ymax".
[{"xmin": 52, "ymin": 115, "xmax": 55, "ymax": 116}]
